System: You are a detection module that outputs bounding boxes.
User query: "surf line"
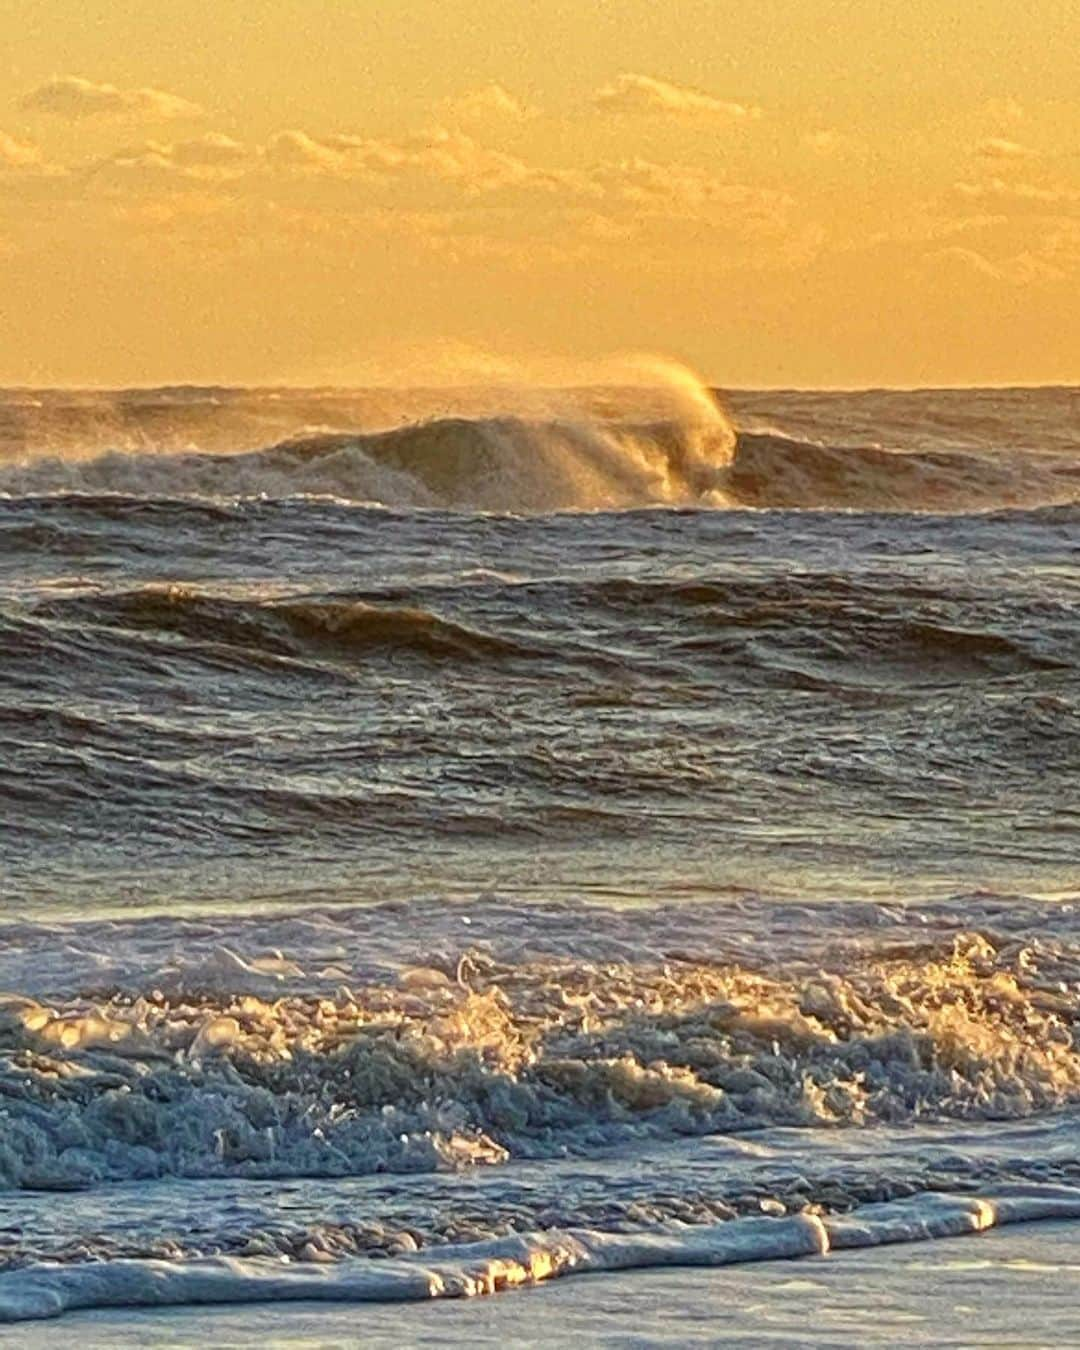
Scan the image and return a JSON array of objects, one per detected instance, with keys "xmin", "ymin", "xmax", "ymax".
[{"xmin": 3, "ymin": 1184, "xmax": 1080, "ymax": 1322}]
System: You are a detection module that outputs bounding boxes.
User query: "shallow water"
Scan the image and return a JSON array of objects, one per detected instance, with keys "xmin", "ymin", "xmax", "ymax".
[
  {"xmin": 0, "ymin": 384, "xmax": 1078, "ymax": 1326},
  {"xmin": 14, "ymin": 1221, "xmax": 1079, "ymax": 1347}
]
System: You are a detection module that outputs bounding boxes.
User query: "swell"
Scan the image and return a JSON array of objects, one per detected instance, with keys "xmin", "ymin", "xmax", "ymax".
[
  {"xmin": 32, "ymin": 585, "xmax": 539, "ymax": 664},
  {"xmin": 728, "ymin": 431, "xmax": 1080, "ymax": 511},
  {"xmin": 16, "ymin": 573, "xmax": 1073, "ymax": 689},
  {"xmin": 3, "ymin": 413, "xmax": 1077, "ymax": 513}
]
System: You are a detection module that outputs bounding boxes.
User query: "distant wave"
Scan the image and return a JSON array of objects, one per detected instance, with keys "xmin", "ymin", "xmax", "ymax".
[
  {"xmin": 730, "ymin": 431, "xmax": 1080, "ymax": 511},
  {"xmin": 0, "ymin": 415, "xmax": 733, "ymax": 513},
  {"xmin": 3, "ymin": 412, "xmax": 1077, "ymax": 513}
]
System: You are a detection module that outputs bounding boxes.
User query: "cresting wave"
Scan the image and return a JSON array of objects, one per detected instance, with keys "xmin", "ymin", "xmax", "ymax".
[
  {"xmin": 0, "ymin": 415, "xmax": 733, "ymax": 513},
  {"xmin": 3, "ymin": 413, "xmax": 1079, "ymax": 512}
]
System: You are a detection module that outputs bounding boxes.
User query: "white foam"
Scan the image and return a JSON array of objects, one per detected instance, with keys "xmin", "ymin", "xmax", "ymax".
[
  {"xmin": 4, "ymin": 899, "xmax": 1080, "ymax": 1190},
  {"xmin": 3, "ymin": 1187, "xmax": 1079, "ymax": 1323}
]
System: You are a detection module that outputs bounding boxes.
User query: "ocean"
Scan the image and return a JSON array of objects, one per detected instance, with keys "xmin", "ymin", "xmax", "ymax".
[{"xmin": 0, "ymin": 382, "xmax": 1078, "ymax": 1336}]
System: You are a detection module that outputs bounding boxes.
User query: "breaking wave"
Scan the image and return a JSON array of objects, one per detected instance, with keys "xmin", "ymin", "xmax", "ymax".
[
  {"xmin": 4, "ymin": 899, "xmax": 1080, "ymax": 1193},
  {"xmin": 0, "ymin": 415, "xmax": 734, "ymax": 513},
  {"xmin": 730, "ymin": 431, "xmax": 1080, "ymax": 511},
  {"xmin": 5, "ymin": 894, "xmax": 1080, "ymax": 1323},
  {"xmin": 2, "ymin": 412, "xmax": 1078, "ymax": 512}
]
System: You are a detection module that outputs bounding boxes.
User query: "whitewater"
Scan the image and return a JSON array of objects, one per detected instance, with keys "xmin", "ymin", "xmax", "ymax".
[{"xmin": 0, "ymin": 381, "xmax": 1078, "ymax": 1340}]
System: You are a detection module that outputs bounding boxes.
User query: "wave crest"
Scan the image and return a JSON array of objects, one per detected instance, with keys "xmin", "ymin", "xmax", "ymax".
[
  {"xmin": 0, "ymin": 412, "xmax": 735, "ymax": 513},
  {"xmin": 38, "ymin": 585, "xmax": 533, "ymax": 663},
  {"xmin": 3, "ymin": 411, "xmax": 1078, "ymax": 513}
]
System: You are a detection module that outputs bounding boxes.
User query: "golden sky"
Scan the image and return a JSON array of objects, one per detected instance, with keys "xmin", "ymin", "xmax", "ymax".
[{"xmin": 1, "ymin": 0, "xmax": 1078, "ymax": 387}]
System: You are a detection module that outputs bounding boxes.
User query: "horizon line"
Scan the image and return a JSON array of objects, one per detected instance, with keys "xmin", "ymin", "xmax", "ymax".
[{"xmin": 2, "ymin": 380, "xmax": 1078, "ymax": 395}]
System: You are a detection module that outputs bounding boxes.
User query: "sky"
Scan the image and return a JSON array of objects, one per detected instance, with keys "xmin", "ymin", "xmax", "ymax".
[{"xmin": 1, "ymin": 0, "xmax": 1077, "ymax": 387}]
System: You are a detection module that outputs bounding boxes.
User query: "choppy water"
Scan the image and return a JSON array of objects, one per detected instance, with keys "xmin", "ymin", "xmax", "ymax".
[{"xmin": 0, "ymin": 383, "xmax": 1078, "ymax": 1326}]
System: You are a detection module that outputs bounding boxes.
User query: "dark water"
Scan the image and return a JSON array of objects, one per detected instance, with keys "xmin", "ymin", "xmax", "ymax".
[{"xmin": 1, "ymin": 385, "xmax": 1078, "ymax": 911}]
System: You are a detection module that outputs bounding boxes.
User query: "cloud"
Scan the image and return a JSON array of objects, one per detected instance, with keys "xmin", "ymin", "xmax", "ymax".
[
  {"xmin": 925, "ymin": 245, "xmax": 1003, "ymax": 280},
  {"xmin": 594, "ymin": 158, "xmax": 721, "ymax": 206},
  {"xmin": 264, "ymin": 129, "xmax": 344, "ymax": 173},
  {"xmin": 390, "ymin": 127, "xmax": 550, "ymax": 189},
  {"xmin": 953, "ymin": 177, "xmax": 1080, "ymax": 207},
  {"xmin": 166, "ymin": 132, "xmax": 246, "ymax": 167},
  {"xmin": 572, "ymin": 158, "xmax": 793, "ymax": 235},
  {"xmin": 444, "ymin": 83, "xmax": 534, "ymax": 122},
  {"xmin": 87, "ymin": 150, "xmax": 188, "ymax": 191},
  {"xmin": 264, "ymin": 129, "xmax": 786, "ymax": 217},
  {"xmin": 0, "ymin": 131, "xmax": 43, "ymax": 168},
  {"xmin": 90, "ymin": 133, "xmax": 249, "ymax": 189},
  {"xmin": 866, "ymin": 212, "xmax": 1008, "ymax": 249},
  {"xmin": 976, "ymin": 137, "xmax": 1036, "ymax": 160},
  {"xmin": 20, "ymin": 75, "xmax": 203, "ymax": 121},
  {"xmin": 592, "ymin": 73, "xmax": 760, "ymax": 120},
  {"xmin": 264, "ymin": 125, "xmax": 561, "ymax": 193},
  {"xmin": 109, "ymin": 190, "xmax": 236, "ymax": 234},
  {"xmin": 108, "ymin": 121, "xmax": 792, "ymax": 229},
  {"xmin": 0, "ymin": 130, "xmax": 65, "ymax": 178},
  {"xmin": 923, "ymin": 242, "xmax": 1069, "ymax": 285}
]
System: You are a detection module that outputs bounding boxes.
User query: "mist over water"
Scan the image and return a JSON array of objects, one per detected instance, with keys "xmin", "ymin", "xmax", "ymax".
[{"xmin": 1, "ymin": 381, "xmax": 1079, "ymax": 1324}]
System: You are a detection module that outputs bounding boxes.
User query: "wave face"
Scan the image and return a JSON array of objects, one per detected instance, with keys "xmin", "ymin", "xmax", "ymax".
[
  {"xmin": 2, "ymin": 383, "xmax": 1079, "ymax": 1327},
  {"xmin": 1, "ymin": 415, "xmax": 736, "ymax": 513},
  {"xmin": 0, "ymin": 384, "xmax": 1077, "ymax": 512}
]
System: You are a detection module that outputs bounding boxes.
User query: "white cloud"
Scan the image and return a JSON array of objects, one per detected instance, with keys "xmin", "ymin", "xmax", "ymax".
[
  {"xmin": 592, "ymin": 73, "xmax": 760, "ymax": 120},
  {"xmin": 166, "ymin": 132, "xmax": 247, "ymax": 167},
  {"xmin": 264, "ymin": 129, "xmax": 344, "ymax": 173},
  {"xmin": 925, "ymin": 245, "xmax": 1003, "ymax": 279},
  {"xmin": 953, "ymin": 177, "xmax": 1079, "ymax": 206},
  {"xmin": 976, "ymin": 137, "xmax": 1037, "ymax": 160},
  {"xmin": 363, "ymin": 127, "xmax": 543, "ymax": 189},
  {"xmin": 90, "ymin": 133, "xmax": 249, "ymax": 188},
  {"xmin": 444, "ymin": 83, "xmax": 534, "ymax": 122},
  {"xmin": 20, "ymin": 75, "xmax": 203, "ymax": 121},
  {"xmin": 0, "ymin": 130, "xmax": 65, "ymax": 178},
  {"xmin": 924, "ymin": 242, "xmax": 1070, "ymax": 285},
  {"xmin": 590, "ymin": 158, "xmax": 725, "ymax": 208},
  {"xmin": 866, "ymin": 212, "xmax": 1008, "ymax": 249},
  {"xmin": 262, "ymin": 130, "xmax": 788, "ymax": 218},
  {"xmin": 264, "ymin": 125, "xmax": 562, "ymax": 193},
  {"xmin": 0, "ymin": 131, "xmax": 43, "ymax": 168}
]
